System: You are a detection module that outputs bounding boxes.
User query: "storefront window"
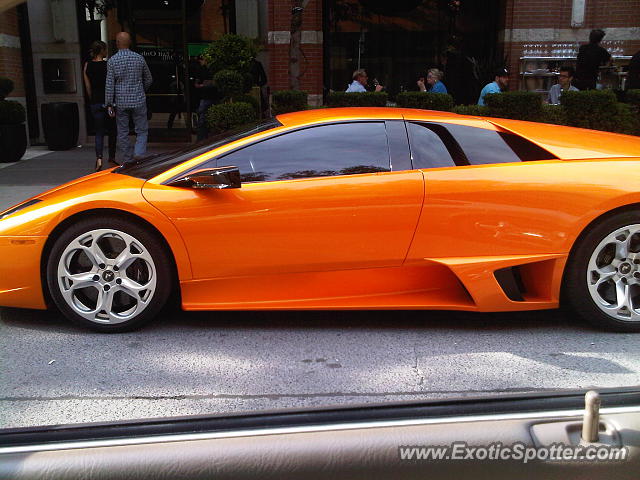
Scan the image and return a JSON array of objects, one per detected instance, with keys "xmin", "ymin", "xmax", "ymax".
[{"xmin": 325, "ymin": 0, "xmax": 501, "ymax": 104}]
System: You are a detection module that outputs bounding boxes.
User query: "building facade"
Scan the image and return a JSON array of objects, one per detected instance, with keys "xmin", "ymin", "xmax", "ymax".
[{"xmin": 1, "ymin": 0, "xmax": 638, "ymax": 145}]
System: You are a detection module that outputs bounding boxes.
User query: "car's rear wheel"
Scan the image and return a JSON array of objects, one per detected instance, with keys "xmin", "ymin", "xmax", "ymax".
[
  {"xmin": 46, "ymin": 217, "xmax": 172, "ymax": 332},
  {"xmin": 564, "ymin": 211, "xmax": 640, "ymax": 332}
]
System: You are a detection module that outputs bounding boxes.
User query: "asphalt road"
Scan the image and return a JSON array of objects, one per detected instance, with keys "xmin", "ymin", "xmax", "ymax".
[
  {"xmin": 2, "ymin": 307, "xmax": 640, "ymax": 429},
  {"xmin": 1, "ymin": 150, "xmax": 640, "ymax": 429}
]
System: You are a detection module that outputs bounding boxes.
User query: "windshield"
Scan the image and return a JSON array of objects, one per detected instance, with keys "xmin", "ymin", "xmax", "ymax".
[{"xmin": 116, "ymin": 119, "xmax": 282, "ymax": 180}]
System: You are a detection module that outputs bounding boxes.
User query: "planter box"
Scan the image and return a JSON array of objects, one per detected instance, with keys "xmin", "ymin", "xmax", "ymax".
[{"xmin": 0, "ymin": 123, "xmax": 27, "ymax": 163}]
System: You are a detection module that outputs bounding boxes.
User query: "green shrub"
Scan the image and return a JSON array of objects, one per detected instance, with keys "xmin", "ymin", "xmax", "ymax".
[
  {"xmin": 201, "ymin": 34, "xmax": 258, "ymax": 76},
  {"xmin": 213, "ymin": 69, "xmax": 246, "ymax": 100},
  {"xmin": 539, "ymin": 104, "xmax": 568, "ymax": 125},
  {"xmin": 395, "ymin": 92, "xmax": 454, "ymax": 112},
  {"xmin": 451, "ymin": 104, "xmax": 489, "ymax": 116},
  {"xmin": 625, "ymin": 89, "xmax": 640, "ymax": 108},
  {"xmin": 0, "ymin": 100, "xmax": 26, "ymax": 124},
  {"xmin": 560, "ymin": 89, "xmax": 618, "ymax": 131},
  {"xmin": 613, "ymin": 102, "xmax": 640, "ymax": 135},
  {"xmin": 0, "ymin": 77, "xmax": 13, "ymax": 100},
  {"xmin": 206, "ymin": 102, "xmax": 256, "ymax": 133},
  {"xmin": 234, "ymin": 93, "xmax": 260, "ymax": 114},
  {"xmin": 483, "ymin": 91, "xmax": 543, "ymax": 121},
  {"xmin": 271, "ymin": 90, "xmax": 307, "ymax": 115},
  {"xmin": 327, "ymin": 91, "xmax": 388, "ymax": 107}
]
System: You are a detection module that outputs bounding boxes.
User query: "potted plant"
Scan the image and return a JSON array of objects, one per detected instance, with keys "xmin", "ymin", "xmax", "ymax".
[{"xmin": 0, "ymin": 77, "xmax": 27, "ymax": 163}]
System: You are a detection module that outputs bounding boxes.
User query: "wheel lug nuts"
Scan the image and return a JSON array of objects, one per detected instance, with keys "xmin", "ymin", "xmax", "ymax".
[
  {"xmin": 103, "ymin": 285, "xmax": 110, "ymax": 291},
  {"xmin": 622, "ymin": 278, "xmax": 627, "ymax": 284},
  {"xmin": 92, "ymin": 275, "xmax": 100, "ymax": 281},
  {"xmin": 116, "ymin": 278, "xmax": 122, "ymax": 285},
  {"xmin": 113, "ymin": 266, "xmax": 119, "ymax": 271},
  {"xmin": 99, "ymin": 263, "xmax": 106, "ymax": 269},
  {"xmin": 635, "ymin": 273, "xmax": 640, "ymax": 278}
]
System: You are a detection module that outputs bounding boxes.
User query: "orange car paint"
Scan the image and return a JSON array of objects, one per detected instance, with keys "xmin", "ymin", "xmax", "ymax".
[
  {"xmin": 0, "ymin": 172, "xmax": 192, "ymax": 309},
  {"xmin": 142, "ymin": 170, "xmax": 425, "ymax": 279},
  {"xmin": 1, "ymin": 107, "xmax": 640, "ymax": 313}
]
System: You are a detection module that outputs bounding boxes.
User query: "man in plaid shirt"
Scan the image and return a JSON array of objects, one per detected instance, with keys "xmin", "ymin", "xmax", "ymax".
[{"xmin": 105, "ymin": 32, "xmax": 153, "ymax": 164}]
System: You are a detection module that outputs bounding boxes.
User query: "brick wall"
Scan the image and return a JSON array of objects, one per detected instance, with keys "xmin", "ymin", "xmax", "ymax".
[
  {"xmin": 267, "ymin": 0, "xmax": 323, "ymax": 98},
  {"xmin": 200, "ymin": 0, "xmax": 226, "ymax": 41},
  {"xmin": 0, "ymin": 7, "xmax": 24, "ymax": 97}
]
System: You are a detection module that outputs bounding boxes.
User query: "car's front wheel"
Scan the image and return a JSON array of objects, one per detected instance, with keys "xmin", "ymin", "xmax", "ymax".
[
  {"xmin": 564, "ymin": 211, "xmax": 640, "ymax": 332},
  {"xmin": 46, "ymin": 217, "xmax": 172, "ymax": 332}
]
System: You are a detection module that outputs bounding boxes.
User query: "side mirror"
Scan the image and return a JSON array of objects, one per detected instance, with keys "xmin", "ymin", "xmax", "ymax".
[{"xmin": 168, "ymin": 166, "xmax": 241, "ymax": 189}]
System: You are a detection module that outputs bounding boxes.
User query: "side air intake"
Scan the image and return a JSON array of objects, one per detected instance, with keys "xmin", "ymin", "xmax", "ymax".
[{"xmin": 494, "ymin": 266, "xmax": 526, "ymax": 302}]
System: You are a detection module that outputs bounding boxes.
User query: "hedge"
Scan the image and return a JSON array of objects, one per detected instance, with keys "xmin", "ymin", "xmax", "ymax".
[
  {"xmin": 560, "ymin": 89, "xmax": 640, "ymax": 135},
  {"xmin": 395, "ymin": 92, "xmax": 453, "ymax": 111},
  {"xmin": 451, "ymin": 104, "xmax": 488, "ymax": 116},
  {"xmin": 327, "ymin": 91, "xmax": 388, "ymax": 107},
  {"xmin": 624, "ymin": 89, "xmax": 640, "ymax": 110},
  {"xmin": 0, "ymin": 100, "xmax": 26, "ymax": 124},
  {"xmin": 271, "ymin": 90, "xmax": 307, "ymax": 115},
  {"xmin": 0, "ymin": 77, "xmax": 13, "ymax": 100},
  {"xmin": 483, "ymin": 91, "xmax": 543, "ymax": 121},
  {"xmin": 450, "ymin": 91, "xmax": 638, "ymax": 135},
  {"xmin": 539, "ymin": 104, "xmax": 569, "ymax": 126},
  {"xmin": 207, "ymin": 102, "xmax": 256, "ymax": 133}
]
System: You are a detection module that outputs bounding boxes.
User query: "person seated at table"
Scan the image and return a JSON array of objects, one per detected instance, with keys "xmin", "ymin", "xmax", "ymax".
[
  {"xmin": 547, "ymin": 66, "xmax": 579, "ymax": 105},
  {"xmin": 478, "ymin": 68, "xmax": 509, "ymax": 105},
  {"xmin": 346, "ymin": 69, "xmax": 384, "ymax": 93},
  {"xmin": 417, "ymin": 68, "xmax": 447, "ymax": 93}
]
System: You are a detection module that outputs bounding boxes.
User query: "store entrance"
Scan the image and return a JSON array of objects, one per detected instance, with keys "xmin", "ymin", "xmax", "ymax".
[
  {"xmin": 76, "ymin": 0, "xmax": 206, "ymax": 143},
  {"xmin": 135, "ymin": 21, "xmax": 194, "ymax": 143}
]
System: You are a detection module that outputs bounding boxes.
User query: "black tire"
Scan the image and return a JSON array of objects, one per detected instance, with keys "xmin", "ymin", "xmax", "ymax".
[
  {"xmin": 46, "ymin": 216, "xmax": 173, "ymax": 333},
  {"xmin": 563, "ymin": 210, "xmax": 640, "ymax": 332}
]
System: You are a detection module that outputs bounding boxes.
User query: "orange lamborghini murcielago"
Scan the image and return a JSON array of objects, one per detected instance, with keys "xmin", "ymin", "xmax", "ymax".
[{"xmin": 2, "ymin": 107, "xmax": 640, "ymax": 332}]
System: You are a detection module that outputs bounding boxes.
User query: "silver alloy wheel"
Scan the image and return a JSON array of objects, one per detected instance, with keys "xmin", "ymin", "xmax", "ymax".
[
  {"xmin": 56, "ymin": 228, "xmax": 157, "ymax": 324},
  {"xmin": 587, "ymin": 224, "xmax": 640, "ymax": 322}
]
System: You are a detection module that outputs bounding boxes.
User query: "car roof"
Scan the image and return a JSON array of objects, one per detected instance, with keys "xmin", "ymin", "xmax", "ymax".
[
  {"xmin": 275, "ymin": 107, "xmax": 461, "ymax": 127},
  {"xmin": 277, "ymin": 107, "xmax": 640, "ymax": 161}
]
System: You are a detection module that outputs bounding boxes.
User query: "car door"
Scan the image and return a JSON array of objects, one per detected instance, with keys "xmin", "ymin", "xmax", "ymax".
[
  {"xmin": 403, "ymin": 120, "xmax": 563, "ymax": 262},
  {"xmin": 143, "ymin": 121, "xmax": 424, "ymax": 280}
]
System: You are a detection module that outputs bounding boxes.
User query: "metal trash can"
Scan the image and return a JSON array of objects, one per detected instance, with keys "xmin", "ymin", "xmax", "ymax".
[{"xmin": 41, "ymin": 102, "xmax": 79, "ymax": 151}]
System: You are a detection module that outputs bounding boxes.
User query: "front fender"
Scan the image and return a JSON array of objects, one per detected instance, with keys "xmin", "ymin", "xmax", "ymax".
[{"xmin": 0, "ymin": 172, "xmax": 193, "ymax": 310}]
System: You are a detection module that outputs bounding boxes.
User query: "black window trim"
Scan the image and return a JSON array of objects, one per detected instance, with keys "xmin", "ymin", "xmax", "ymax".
[
  {"xmin": 385, "ymin": 119, "xmax": 412, "ymax": 172},
  {"xmin": 163, "ymin": 119, "xmax": 398, "ymax": 186}
]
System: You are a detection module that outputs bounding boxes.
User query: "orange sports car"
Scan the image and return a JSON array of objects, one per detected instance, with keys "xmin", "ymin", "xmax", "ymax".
[{"xmin": 2, "ymin": 107, "xmax": 640, "ymax": 332}]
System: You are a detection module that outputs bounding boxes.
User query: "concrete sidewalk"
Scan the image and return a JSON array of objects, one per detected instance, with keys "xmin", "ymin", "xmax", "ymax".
[{"xmin": 0, "ymin": 144, "xmax": 183, "ymax": 211}]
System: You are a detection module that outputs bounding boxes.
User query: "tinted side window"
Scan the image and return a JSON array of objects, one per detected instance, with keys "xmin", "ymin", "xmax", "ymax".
[
  {"xmin": 443, "ymin": 124, "xmax": 522, "ymax": 165},
  {"xmin": 218, "ymin": 122, "xmax": 390, "ymax": 183},
  {"xmin": 407, "ymin": 122, "xmax": 455, "ymax": 169}
]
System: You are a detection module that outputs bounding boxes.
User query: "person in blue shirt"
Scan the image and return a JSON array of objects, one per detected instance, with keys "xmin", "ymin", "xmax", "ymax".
[
  {"xmin": 346, "ymin": 69, "xmax": 383, "ymax": 93},
  {"xmin": 478, "ymin": 68, "xmax": 509, "ymax": 105},
  {"xmin": 417, "ymin": 68, "xmax": 448, "ymax": 93}
]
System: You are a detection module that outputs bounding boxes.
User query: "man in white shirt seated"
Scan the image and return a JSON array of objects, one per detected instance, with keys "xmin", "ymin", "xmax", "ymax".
[
  {"xmin": 547, "ymin": 66, "xmax": 579, "ymax": 105},
  {"xmin": 346, "ymin": 69, "xmax": 384, "ymax": 93}
]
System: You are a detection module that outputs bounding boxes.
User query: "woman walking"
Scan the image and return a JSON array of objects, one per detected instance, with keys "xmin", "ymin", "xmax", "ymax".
[{"xmin": 83, "ymin": 41, "xmax": 117, "ymax": 171}]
